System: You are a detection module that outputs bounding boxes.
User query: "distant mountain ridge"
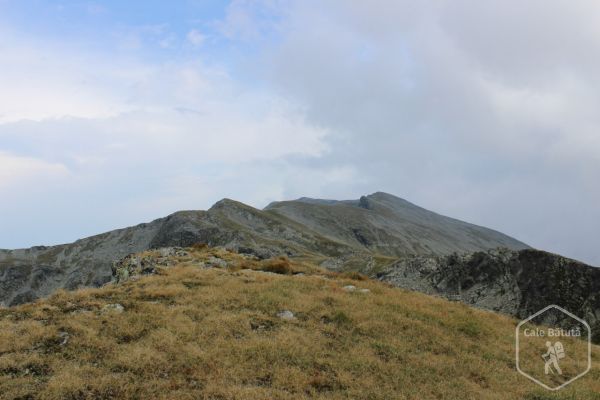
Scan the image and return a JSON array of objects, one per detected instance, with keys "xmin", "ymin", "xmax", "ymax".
[
  {"xmin": 265, "ymin": 192, "xmax": 529, "ymax": 256},
  {"xmin": 4, "ymin": 191, "xmax": 600, "ymax": 336},
  {"xmin": 0, "ymin": 192, "xmax": 529, "ymax": 306}
]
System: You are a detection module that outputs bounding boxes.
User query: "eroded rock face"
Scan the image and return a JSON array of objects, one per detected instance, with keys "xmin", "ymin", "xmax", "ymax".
[{"xmin": 378, "ymin": 248, "xmax": 600, "ymax": 336}]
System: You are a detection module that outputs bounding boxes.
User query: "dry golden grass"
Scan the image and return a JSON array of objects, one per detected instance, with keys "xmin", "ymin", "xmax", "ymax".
[{"xmin": 0, "ymin": 247, "xmax": 599, "ymax": 399}]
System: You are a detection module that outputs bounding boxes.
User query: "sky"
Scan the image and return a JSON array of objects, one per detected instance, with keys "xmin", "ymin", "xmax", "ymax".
[{"xmin": 0, "ymin": 1, "xmax": 599, "ymax": 266}]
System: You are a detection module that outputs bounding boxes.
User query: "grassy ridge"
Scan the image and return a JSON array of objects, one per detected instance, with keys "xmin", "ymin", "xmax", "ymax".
[{"xmin": 0, "ymin": 247, "xmax": 598, "ymax": 399}]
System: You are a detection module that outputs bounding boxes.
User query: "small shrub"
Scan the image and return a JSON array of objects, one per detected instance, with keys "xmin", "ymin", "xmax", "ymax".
[
  {"xmin": 308, "ymin": 364, "xmax": 344, "ymax": 393},
  {"xmin": 371, "ymin": 342, "xmax": 401, "ymax": 362},
  {"xmin": 339, "ymin": 271, "xmax": 368, "ymax": 281},
  {"xmin": 458, "ymin": 320, "xmax": 482, "ymax": 338},
  {"xmin": 227, "ymin": 263, "xmax": 243, "ymax": 272},
  {"xmin": 323, "ymin": 311, "xmax": 352, "ymax": 328},
  {"xmin": 191, "ymin": 243, "xmax": 208, "ymax": 250},
  {"xmin": 259, "ymin": 257, "xmax": 293, "ymax": 275},
  {"xmin": 230, "ymin": 258, "xmax": 252, "ymax": 271}
]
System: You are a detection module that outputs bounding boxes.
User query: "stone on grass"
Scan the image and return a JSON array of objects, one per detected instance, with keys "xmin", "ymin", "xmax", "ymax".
[
  {"xmin": 207, "ymin": 256, "xmax": 228, "ymax": 268},
  {"xmin": 102, "ymin": 303, "xmax": 125, "ymax": 314},
  {"xmin": 58, "ymin": 331, "xmax": 70, "ymax": 346},
  {"xmin": 276, "ymin": 310, "xmax": 295, "ymax": 320}
]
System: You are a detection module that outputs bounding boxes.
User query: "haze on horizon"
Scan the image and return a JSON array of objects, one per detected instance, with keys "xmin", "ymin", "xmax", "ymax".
[{"xmin": 0, "ymin": 1, "xmax": 599, "ymax": 266}]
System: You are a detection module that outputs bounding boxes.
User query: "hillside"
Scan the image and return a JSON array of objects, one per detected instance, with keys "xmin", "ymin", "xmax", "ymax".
[
  {"xmin": 0, "ymin": 246, "xmax": 598, "ymax": 399},
  {"xmin": 0, "ymin": 192, "xmax": 528, "ymax": 307}
]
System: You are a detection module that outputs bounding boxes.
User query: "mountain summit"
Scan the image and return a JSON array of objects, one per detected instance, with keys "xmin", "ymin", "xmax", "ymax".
[{"xmin": 264, "ymin": 192, "xmax": 529, "ymax": 256}]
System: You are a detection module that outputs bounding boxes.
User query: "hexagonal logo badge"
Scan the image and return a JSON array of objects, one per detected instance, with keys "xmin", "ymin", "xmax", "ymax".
[{"xmin": 516, "ymin": 305, "xmax": 591, "ymax": 391}]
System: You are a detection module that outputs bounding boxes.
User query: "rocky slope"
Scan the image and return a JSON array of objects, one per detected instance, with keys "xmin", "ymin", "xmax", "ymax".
[
  {"xmin": 0, "ymin": 192, "xmax": 528, "ymax": 306},
  {"xmin": 378, "ymin": 248, "xmax": 600, "ymax": 341}
]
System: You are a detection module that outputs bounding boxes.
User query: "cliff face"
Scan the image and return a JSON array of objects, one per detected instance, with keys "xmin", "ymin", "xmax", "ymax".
[
  {"xmin": 378, "ymin": 248, "xmax": 600, "ymax": 339},
  {"xmin": 0, "ymin": 192, "xmax": 533, "ymax": 307}
]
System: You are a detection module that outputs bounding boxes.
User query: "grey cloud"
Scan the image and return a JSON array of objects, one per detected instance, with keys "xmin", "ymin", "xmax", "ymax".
[{"xmin": 251, "ymin": 0, "xmax": 600, "ymax": 265}]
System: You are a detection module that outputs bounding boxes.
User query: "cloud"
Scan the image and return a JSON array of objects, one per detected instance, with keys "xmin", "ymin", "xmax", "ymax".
[
  {"xmin": 85, "ymin": 2, "xmax": 106, "ymax": 15},
  {"xmin": 229, "ymin": 0, "xmax": 600, "ymax": 265},
  {"xmin": 0, "ymin": 152, "xmax": 69, "ymax": 191},
  {"xmin": 0, "ymin": 20, "xmax": 329, "ymax": 248},
  {"xmin": 215, "ymin": 0, "xmax": 285, "ymax": 41},
  {"xmin": 186, "ymin": 29, "xmax": 206, "ymax": 47},
  {"xmin": 0, "ymin": 27, "xmax": 141, "ymax": 123}
]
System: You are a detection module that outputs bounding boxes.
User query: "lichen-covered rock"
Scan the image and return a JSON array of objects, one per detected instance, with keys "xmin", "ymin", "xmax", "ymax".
[
  {"xmin": 276, "ymin": 310, "xmax": 295, "ymax": 320},
  {"xmin": 206, "ymin": 256, "xmax": 228, "ymax": 268},
  {"xmin": 111, "ymin": 247, "xmax": 190, "ymax": 283}
]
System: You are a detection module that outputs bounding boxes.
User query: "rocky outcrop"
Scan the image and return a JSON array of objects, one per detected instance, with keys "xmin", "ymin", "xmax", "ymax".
[
  {"xmin": 111, "ymin": 247, "xmax": 191, "ymax": 283},
  {"xmin": 378, "ymin": 248, "xmax": 600, "ymax": 339},
  {"xmin": 110, "ymin": 246, "xmax": 239, "ymax": 284}
]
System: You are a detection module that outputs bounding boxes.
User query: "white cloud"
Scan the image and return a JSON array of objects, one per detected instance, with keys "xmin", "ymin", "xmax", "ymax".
[
  {"xmin": 215, "ymin": 0, "xmax": 285, "ymax": 41},
  {"xmin": 0, "ymin": 152, "xmax": 69, "ymax": 191},
  {"xmin": 186, "ymin": 29, "xmax": 206, "ymax": 47},
  {"xmin": 158, "ymin": 35, "xmax": 176, "ymax": 48},
  {"xmin": 0, "ymin": 28, "xmax": 142, "ymax": 123},
  {"xmin": 86, "ymin": 3, "xmax": 106, "ymax": 15},
  {"xmin": 0, "ymin": 20, "xmax": 331, "ymax": 248}
]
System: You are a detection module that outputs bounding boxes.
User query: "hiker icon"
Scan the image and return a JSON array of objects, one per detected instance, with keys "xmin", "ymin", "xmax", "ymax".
[{"xmin": 542, "ymin": 341, "xmax": 565, "ymax": 375}]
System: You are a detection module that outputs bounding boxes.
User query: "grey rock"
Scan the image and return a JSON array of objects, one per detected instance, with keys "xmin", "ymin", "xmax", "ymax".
[
  {"xmin": 343, "ymin": 285, "xmax": 357, "ymax": 292},
  {"xmin": 111, "ymin": 247, "xmax": 187, "ymax": 283},
  {"xmin": 206, "ymin": 256, "xmax": 228, "ymax": 268},
  {"xmin": 276, "ymin": 310, "xmax": 295, "ymax": 320},
  {"xmin": 102, "ymin": 303, "xmax": 124, "ymax": 314},
  {"xmin": 58, "ymin": 331, "xmax": 70, "ymax": 346}
]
